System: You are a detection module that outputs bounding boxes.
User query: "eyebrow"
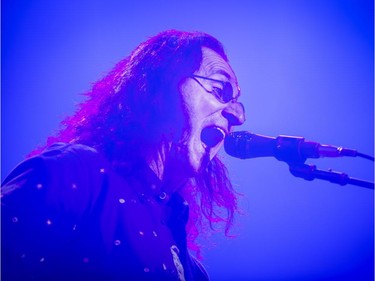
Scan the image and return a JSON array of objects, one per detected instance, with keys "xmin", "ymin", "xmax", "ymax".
[
  {"xmin": 211, "ymin": 69, "xmax": 231, "ymax": 80},
  {"xmin": 211, "ymin": 69, "xmax": 240, "ymax": 93}
]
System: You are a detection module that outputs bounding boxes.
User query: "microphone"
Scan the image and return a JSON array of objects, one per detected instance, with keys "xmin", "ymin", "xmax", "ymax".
[{"xmin": 224, "ymin": 131, "xmax": 359, "ymax": 164}]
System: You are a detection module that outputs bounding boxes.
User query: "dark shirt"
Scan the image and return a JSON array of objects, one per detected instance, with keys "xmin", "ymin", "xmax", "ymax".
[{"xmin": 1, "ymin": 143, "xmax": 209, "ymax": 281}]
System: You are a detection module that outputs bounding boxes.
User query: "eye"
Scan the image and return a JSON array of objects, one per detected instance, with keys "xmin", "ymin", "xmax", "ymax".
[
  {"xmin": 211, "ymin": 86, "xmax": 225, "ymax": 101},
  {"xmin": 191, "ymin": 75, "xmax": 236, "ymax": 103},
  {"xmin": 211, "ymin": 82, "xmax": 234, "ymax": 103}
]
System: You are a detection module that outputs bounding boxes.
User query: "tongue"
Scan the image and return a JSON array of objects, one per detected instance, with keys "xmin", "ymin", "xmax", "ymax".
[{"xmin": 201, "ymin": 127, "xmax": 225, "ymax": 148}]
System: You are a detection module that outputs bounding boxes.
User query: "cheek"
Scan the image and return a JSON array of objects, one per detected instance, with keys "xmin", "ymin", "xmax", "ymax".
[
  {"xmin": 183, "ymin": 98, "xmax": 211, "ymax": 129},
  {"xmin": 179, "ymin": 79, "xmax": 220, "ymax": 128},
  {"xmin": 179, "ymin": 82, "xmax": 202, "ymax": 122}
]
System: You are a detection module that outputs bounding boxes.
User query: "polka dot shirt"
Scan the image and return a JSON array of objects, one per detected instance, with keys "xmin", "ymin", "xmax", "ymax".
[{"xmin": 1, "ymin": 143, "xmax": 209, "ymax": 281}]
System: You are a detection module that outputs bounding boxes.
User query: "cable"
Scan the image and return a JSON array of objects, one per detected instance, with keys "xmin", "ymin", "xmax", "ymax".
[{"xmin": 357, "ymin": 152, "xmax": 375, "ymax": 161}]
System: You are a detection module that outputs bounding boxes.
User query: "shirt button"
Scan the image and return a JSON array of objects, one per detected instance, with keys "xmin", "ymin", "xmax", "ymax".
[{"xmin": 159, "ymin": 192, "xmax": 167, "ymax": 200}]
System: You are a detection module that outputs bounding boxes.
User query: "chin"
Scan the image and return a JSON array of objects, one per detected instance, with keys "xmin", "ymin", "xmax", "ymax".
[
  {"xmin": 176, "ymin": 131, "xmax": 213, "ymax": 175},
  {"xmin": 190, "ymin": 152, "xmax": 211, "ymax": 175}
]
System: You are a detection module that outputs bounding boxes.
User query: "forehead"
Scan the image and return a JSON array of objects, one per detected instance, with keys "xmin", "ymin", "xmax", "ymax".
[{"xmin": 199, "ymin": 47, "xmax": 237, "ymax": 83}]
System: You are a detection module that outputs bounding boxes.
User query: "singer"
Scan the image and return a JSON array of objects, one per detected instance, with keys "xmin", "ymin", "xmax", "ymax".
[{"xmin": 1, "ymin": 30, "xmax": 245, "ymax": 280}]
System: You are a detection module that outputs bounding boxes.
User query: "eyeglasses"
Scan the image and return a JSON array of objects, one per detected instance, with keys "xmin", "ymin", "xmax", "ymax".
[{"xmin": 191, "ymin": 74, "xmax": 240, "ymax": 104}]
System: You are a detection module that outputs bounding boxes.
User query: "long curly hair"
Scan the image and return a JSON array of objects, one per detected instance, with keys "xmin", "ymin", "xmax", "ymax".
[{"xmin": 35, "ymin": 30, "xmax": 240, "ymax": 255}]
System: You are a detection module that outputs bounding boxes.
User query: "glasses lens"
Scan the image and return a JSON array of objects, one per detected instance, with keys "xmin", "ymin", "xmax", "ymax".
[
  {"xmin": 222, "ymin": 82, "xmax": 234, "ymax": 103},
  {"xmin": 192, "ymin": 75, "xmax": 238, "ymax": 104}
]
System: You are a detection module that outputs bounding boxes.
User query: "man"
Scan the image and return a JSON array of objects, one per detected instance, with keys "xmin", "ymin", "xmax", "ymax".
[{"xmin": 2, "ymin": 30, "xmax": 245, "ymax": 281}]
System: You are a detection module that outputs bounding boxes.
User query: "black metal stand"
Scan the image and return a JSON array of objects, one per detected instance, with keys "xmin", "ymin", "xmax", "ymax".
[{"xmin": 289, "ymin": 163, "xmax": 374, "ymax": 190}]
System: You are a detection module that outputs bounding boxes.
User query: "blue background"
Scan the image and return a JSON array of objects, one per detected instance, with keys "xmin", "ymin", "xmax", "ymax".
[{"xmin": 2, "ymin": 1, "xmax": 374, "ymax": 280}]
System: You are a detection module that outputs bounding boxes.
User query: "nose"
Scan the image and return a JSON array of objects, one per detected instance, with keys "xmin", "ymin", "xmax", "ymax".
[{"xmin": 222, "ymin": 102, "xmax": 246, "ymax": 126}]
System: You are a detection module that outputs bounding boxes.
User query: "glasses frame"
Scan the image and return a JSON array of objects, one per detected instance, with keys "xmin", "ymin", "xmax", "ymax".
[{"xmin": 191, "ymin": 74, "xmax": 240, "ymax": 104}]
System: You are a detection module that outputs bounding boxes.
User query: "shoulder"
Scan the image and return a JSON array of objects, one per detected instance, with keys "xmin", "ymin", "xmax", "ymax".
[
  {"xmin": 2, "ymin": 143, "xmax": 110, "ymax": 215},
  {"xmin": 1, "ymin": 143, "xmax": 113, "ymax": 279},
  {"xmin": 2, "ymin": 142, "xmax": 103, "ymax": 184},
  {"xmin": 38, "ymin": 142, "xmax": 103, "ymax": 167}
]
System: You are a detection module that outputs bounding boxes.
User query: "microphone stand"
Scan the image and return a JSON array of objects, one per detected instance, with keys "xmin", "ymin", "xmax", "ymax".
[
  {"xmin": 225, "ymin": 131, "xmax": 374, "ymax": 189},
  {"xmin": 272, "ymin": 137, "xmax": 374, "ymax": 189},
  {"xmin": 288, "ymin": 163, "xmax": 374, "ymax": 190}
]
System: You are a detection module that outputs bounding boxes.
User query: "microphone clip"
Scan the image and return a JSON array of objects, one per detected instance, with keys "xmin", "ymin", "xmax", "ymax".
[{"xmin": 274, "ymin": 135, "xmax": 320, "ymax": 164}]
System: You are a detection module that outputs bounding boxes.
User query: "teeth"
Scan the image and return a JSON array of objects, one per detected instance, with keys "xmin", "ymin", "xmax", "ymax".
[
  {"xmin": 215, "ymin": 127, "xmax": 226, "ymax": 138},
  {"xmin": 201, "ymin": 126, "xmax": 226, "ymax": 148}
]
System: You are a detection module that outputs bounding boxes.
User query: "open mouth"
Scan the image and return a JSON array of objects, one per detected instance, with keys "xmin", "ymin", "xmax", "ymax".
[{"xmin": 200, "ymin": 126, "xmax": 226, "ymax": 148}]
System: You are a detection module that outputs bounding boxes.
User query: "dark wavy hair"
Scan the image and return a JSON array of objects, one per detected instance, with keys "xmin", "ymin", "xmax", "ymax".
[{"xmin": 35, "ymin": 30, "xmax": 240, "ymax": 255}]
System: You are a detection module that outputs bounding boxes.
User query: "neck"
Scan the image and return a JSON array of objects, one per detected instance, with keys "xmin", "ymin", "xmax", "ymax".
[{"xmin": 148, "ymin": 143, "xmax": 190, "ymax": 194}]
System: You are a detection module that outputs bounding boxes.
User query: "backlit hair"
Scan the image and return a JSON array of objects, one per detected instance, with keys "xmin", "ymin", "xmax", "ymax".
[{"xmin": 34, "ymin": 30, "xmax": 239, "ymax": 256}]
